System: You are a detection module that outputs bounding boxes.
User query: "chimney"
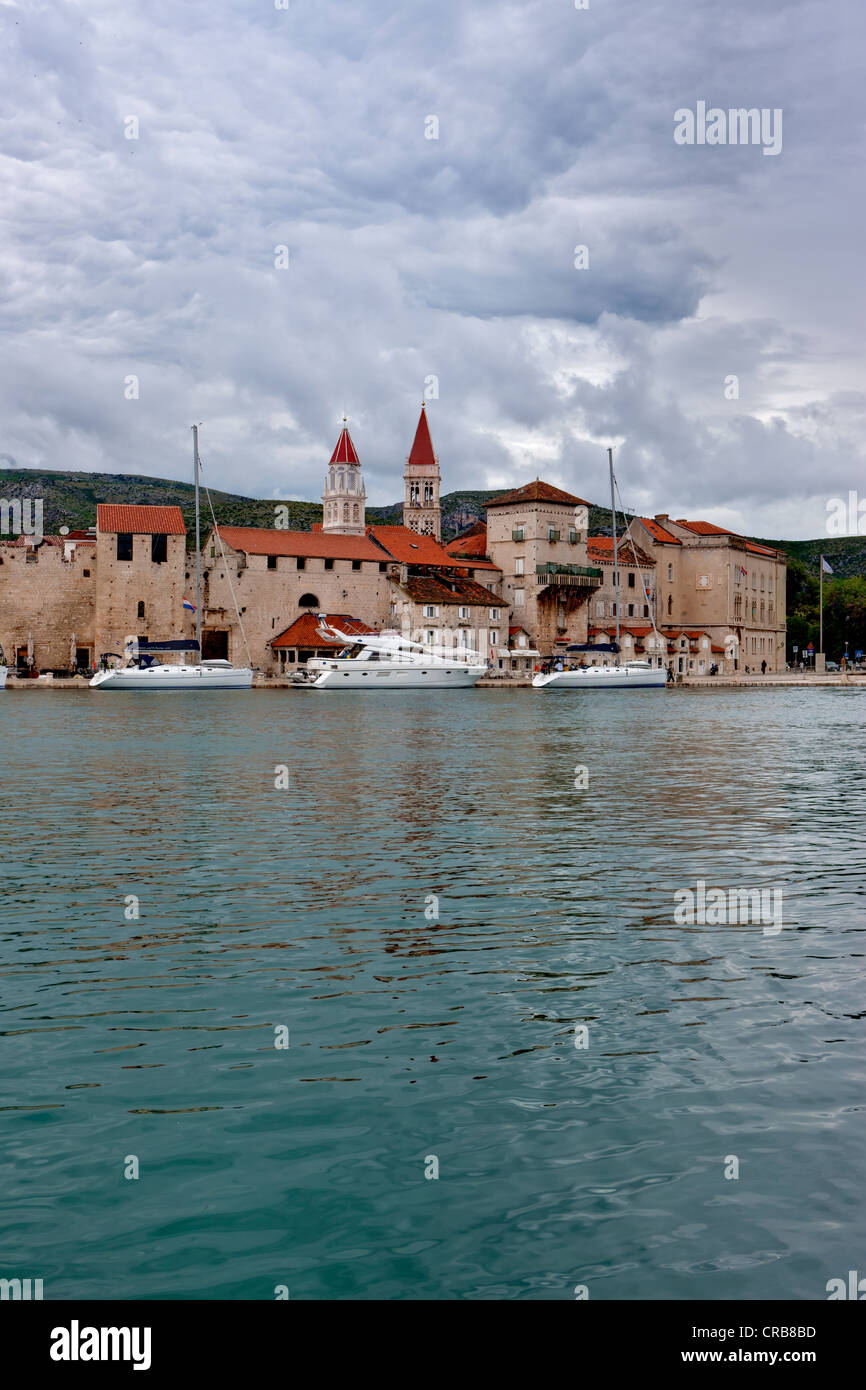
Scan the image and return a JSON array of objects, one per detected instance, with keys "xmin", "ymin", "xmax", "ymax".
[{"xmin": 654, "ymin": 513, "xmax": 669, "ymax": 523}]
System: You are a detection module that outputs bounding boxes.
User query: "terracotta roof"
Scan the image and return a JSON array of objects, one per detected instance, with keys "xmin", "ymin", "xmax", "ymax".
[
  {"xmin": 367, "ymin": 524, "xmax": 456, "ymax": 567},
  {"xmin": 674, "ymin": 519, "xmax": 735, "ymax": 536},
  {"xmin": 509, "ymin": 625, "xmax": 531, "ymax": 637},
  {"xmin": 745, "ymin": 541, "xmax": 780, "ymax": 558},
  {"xmin": 330, "ymin": 423, "xmax": 360, "ymax": 466},
  {"xmin": 638, "ymin": 517, "xmax": 682, "ymax": 545},
  {"xmin": 405, "ymin": 405, "xmax": 438, "ymax": 474},
  {"xmin": 215, "ymin": 525, "xmax": 383, "ymax": 561},
  {"xmin": 486, "ymin": 480, "xmax": 589, "ymax": 508},
  {"xmin": 97, "ymin": 504, "xmax": 186, "ymax": 535},
  {"xmin": 401, "ymin": 574, "xmax": 503, "ymax": 607},
  {"xmin": 271, "ymin": 612, "xmax": 375, "ymax": 649},
  {"xmin": 587, "ymin": 536, "xmax": 655, "ymax": 566},
  {"xmin": 711, "ymin": 644, "xmax": 727, "ymax": 654},
  {"xmin": 445, "ymin": 525, "xmax": 489, "ymax": 558},
  {"xmin": 451, "ymin": 558, "xmax": 500, "ymax": 571}
]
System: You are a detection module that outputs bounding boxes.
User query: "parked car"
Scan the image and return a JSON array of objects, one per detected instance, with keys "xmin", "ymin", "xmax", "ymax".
[{"xmin": 825, "ymin": 661, "xmax": 840, "ymax": 671}]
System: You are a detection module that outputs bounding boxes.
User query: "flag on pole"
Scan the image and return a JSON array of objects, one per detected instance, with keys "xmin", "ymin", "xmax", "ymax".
[
  {"xmin": 821, "ymin": 557, "xmax": 833, "ymax": 574},
  {"xmin": 183, "ymin": 598, "xmax": 197, "ymax": 612}
]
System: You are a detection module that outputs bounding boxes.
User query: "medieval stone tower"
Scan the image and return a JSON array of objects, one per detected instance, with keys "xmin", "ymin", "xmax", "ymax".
[
  {"xmin": 402, "ymin": 404, "xmax": 441, "ymax": 540},
  {"xmin": 322, "ymin": 419, "xmax": 366, "ymax": 535}
]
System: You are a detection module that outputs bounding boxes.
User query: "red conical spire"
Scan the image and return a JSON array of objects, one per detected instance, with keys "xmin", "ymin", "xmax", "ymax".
[
  {"xmin": 406, "ymin": 403, "xmax": 438, "ymax": 473},
  {"xmin": 330, "ymin": 418, "xmax": 360, "ymax": 466}
]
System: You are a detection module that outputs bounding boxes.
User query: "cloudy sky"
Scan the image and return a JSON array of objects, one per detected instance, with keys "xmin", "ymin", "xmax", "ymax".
[{"xmin": 1, "ymin": 0, "xmax": 863, "ymax": 538}]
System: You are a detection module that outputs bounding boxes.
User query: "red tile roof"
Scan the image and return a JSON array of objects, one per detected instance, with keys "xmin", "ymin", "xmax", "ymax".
[
  {"xmin": 638, "ymin": 517, "xmax": 682, "ymax": 545},
  {"xmin": 401, "ymin": 573, "xmax": 503, "ymax": 607},
  {"xmin": 445, "ymin": 525, "xmax": 489, "ymax": 558},
  {"xmin": 587, "ymin": 536, "xmax": 655, "ymax": 566},
  {"xmin": 215, "ymin": 525, "xmax": 383, "ymax": 561},
  {"xmin": 367, "ymin": 524, "xmax": 456, "ymax": 567},
  {"xmin": 97, "ymin": 504, "xmax": 186, "ymax": 535},
  {"xmin": 329, "ymin": 423, "xmax": 360, "ymax": 466},
  {"xmin": 745, "ymin": 540, "xmax": 780, "ymax": 558},
  {"xmin": 486, "ymin": 480, "xmax": 589, "ymax": 508},
  {"xmin": 674, "ymin": 519, "xmax": 735, "ymax": 536},
  {"xmin": 405, "ymin": 405, "xmax": 438, "ymax": 473},
  {"xmin": 271, "ymin": 612, "xmax": 375, "ymax": 649}
]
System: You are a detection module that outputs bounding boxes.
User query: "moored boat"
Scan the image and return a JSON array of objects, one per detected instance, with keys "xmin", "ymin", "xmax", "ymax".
[{"xmin": 304, "ymin": 617, "xmax": 487, "ymax": 688}]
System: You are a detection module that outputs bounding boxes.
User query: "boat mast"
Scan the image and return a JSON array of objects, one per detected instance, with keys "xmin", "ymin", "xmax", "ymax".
[
  {"xmin": 192, "ymin": 424, "xmax": 202, "ymax": 662},
  {"xmin": 608, "ymin": 446, "xmax": 620, "ymax": 664}
]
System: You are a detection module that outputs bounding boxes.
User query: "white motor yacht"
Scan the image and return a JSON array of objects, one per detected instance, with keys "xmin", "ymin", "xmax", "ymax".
[{"xmin": 300, "ymin": 618, "xmax": 487, "ymax": 688}]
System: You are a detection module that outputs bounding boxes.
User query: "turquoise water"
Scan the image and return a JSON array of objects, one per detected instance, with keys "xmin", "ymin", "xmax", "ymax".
[{"xmin": 1, "ymin": 688, "xmax": 864, "ymax": 1300}]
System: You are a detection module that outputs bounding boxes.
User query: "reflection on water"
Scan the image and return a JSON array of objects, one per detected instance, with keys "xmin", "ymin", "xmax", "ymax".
[{"xmin": 1, "ymin": 688, "xmax": 865, "ymax": 1299}]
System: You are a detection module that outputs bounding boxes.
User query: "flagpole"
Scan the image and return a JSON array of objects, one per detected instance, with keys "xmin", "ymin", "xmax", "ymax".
[{"xmin": 819, "ymin": 553, "xmax": 823, "ymax": 657}]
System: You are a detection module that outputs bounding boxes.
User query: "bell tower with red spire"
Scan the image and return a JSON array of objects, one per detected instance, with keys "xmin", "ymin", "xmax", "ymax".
[
  {"xmin": 403, "ymin": 404, "xmax": 441, "ymax": 540},
  {"xmin": 323, "ymin": 418, "xmax": 366, "ymax": 535}
]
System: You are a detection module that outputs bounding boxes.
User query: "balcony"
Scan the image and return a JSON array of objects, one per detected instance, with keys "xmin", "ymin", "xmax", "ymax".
[
  {"xmin": 535, "ymin": 563, "xmax": 602, "ymax": 589},
  {"xmin": 511, "ymin": 529, "xmax": 525, "ymax": 541}
]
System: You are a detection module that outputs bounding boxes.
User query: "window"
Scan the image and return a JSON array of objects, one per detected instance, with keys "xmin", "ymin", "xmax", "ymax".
[
  {"xmin": 514, "ymin": 557, "xmax": 524, "ymax": 576},
  {"xmin": 512, "ymin": 526, "xmax": 524, "ymax": 541},
  {"xmin": 379, "ymin": 562, "xmax": 388, "ymax": 572},
  {"xmin": 760, "ymin": 574, "xmax": 765, "ymax": 591},
  {"xmin": 324, "ymin": 558, "xmax": 334, "ymax": 570},
  {"xmin": 353, "ymin": 504, "xmax": 359, "ymax": 522},
  {"xmin": 298, "ymin": 593, "xmax": 319, "ymax": 607},
  {"xmin": 459, "ymin": 606, "xmax": 470, "ymax": 619},
  {"xmin": 210, "ymin": 547, "xmax": 215, "ymax": 558},
  {"xmin": 425, "ymin": 630, "xmax": 435, "ymax": 644},
  {"xmin": 518, "ymin": 634, "xmax": 527, "ymax": 647},
  {"xmin": 643, "ymin": 604, "xmax": 649, "ymax": 617},
  {"xmin": 489, "ymin": 630, "xmax": 499, "ymax": 646},
  {"xmin": 568, "ymin": 528, "xmax": 577, "ymax": 544},
  {"xmin": 137, "ymin": 600, "xmax": 145, "ymax": 619},
  {"xmin": 116, "ymin": 532, "xmax": 133, "ymax": 561},
  {"xmin": 489, "ymin": 608, "xmax": 500, "ymax": 620},
  {"xmin": 83, "ymin": 568, "xmax": 91, "ymax": 577},
  {"xmin": 667, "ymin": 563, "xmax": 673, "ymax": 582},
  {"xmin": 352, "ymin": 560, "xmax": 361, "ymax": 571},
  {"xmin": 151, "ymin": 533, "xmax": 167, "ymax": 564},
  {"xmin": 548, "ymin": 527, "xmax": 560, "ymax": 542},
  {"xmin": 267, "ymin": 555, "xmax": 277, "ymax": 570},
  {"xmin": 342, "ymin": 504, "xmax": 349, "ymax": 523},
  {"xmin": 627, "ymin": 572, "xmax": 635, "ymax": 588},
  {"xmin": 667, "ymin": 595, "xmax": 673, "ymax": 616},
  {"xmin": 513, "ymin": 588, "xmax": 525, "ymax": 606},
  {"xmin": 596, "ymin": 601, "xmax": 604, "ymax": 616},
  {"xmin": 698, "ymin": 574, "xmax": 709, "ymax": 588},
  {"xmin": 627, "ymin": 603, "xmax": 635, "ymax": 617},
  {"xmin": 423, "ymin": 605, "xmax": 438, "ymax": 618},
  {"xmin": 297, "ymin": 556, "xmax": 306, "ymax": 569}
]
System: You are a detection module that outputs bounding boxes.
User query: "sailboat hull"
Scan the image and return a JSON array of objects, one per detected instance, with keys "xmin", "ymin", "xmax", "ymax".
[
  {"xmin": 533, "ymin": 665, "xmax": 667, "ymax": 690},
  {"xmin": 90, "ymin": 664, "xmax": 253, "ymax": 691}
]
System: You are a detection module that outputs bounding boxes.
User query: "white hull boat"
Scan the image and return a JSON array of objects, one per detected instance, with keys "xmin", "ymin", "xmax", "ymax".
[
  {"xmin": 533, "ymin": 661, "xmax": 666, "ymax": 690},
  {"xmin": 91, "ymin": 660, "xmax": 252, "ymax": 691},
  {"xmin": 304, "ymin": 618, "xmax": 487, "ymax": 689},
  {"xmin": 0, "ymin": 666, "xmax": 7, "ymax": 691}
]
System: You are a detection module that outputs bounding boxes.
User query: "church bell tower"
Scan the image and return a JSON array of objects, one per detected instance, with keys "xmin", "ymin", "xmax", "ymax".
[
  {"xmin": 403, "ymin": 404, "xmax": 441, "ymax": 540},
  {"xmin": 322, "ymin": 418, "xmax": 366, "ymax": 535}
]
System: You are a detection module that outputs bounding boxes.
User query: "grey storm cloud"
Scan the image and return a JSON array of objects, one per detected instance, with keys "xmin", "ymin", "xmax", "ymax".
[{"xmin": 0, "ymin": 0, "xmax": 864, "ymax": 537}]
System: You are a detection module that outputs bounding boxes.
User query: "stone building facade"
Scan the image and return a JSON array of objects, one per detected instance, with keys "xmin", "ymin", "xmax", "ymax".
[
  {"xmin": 630, "ymin": 515, "xmax": 787, "ymax": 672},
  {"xmin": 484, "ymin": 481, "xmax": 600, "ymax": 653}
]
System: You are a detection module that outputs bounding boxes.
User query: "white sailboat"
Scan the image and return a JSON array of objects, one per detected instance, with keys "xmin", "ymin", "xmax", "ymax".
[
  {"xmin": 299, "ymin": 617, "xmax": 488, "ymax": 688},
  {"xmin": 533, "ymin": 448, "xmax": 667, "ymax": 691},
  {"xmin": 91, "ymin": 427, "xmax": 254, "ymax": 692}
]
